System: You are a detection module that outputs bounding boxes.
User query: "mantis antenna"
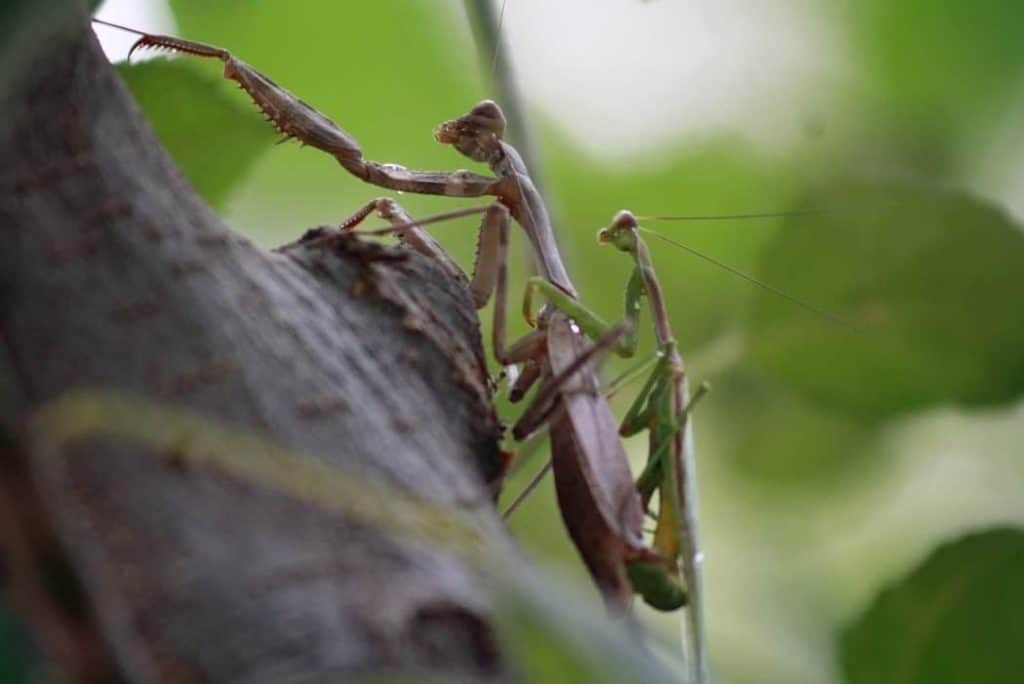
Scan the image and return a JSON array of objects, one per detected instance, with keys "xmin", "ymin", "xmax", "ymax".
[
  {"xmin": 638, "ymin": 226, "xmax": 848, "ymax": 325},
  {"xmin": 636, "ymin": 201, "xmax": 899, "ymax": 222},
  {"xmin": 637, "ymin": 208, "xmax": 832, "ymax": 222}
]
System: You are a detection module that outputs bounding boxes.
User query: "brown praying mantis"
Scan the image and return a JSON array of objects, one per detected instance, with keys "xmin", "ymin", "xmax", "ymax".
[
  {"xmin": 92, "ymin": 17, "xmax": 680, "ymax": 604},
  {"xmin": 87, "ymin": 15, "xmax": 855, "ymax": 683}
]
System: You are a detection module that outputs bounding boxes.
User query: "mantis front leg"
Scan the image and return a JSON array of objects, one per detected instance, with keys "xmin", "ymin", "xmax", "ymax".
[
  {"xmin": 522, "ymin": 270, "xmax": 643, "ymax": 360},
  {"xmin": 116, "ymin": 24, "xmax": 576, "ymax": 298},
  {"xmin": 100, "ymin": 20, "xmax": 505, "ymax": 201},
  {"xmin": 107, "ymin": 22, "xmax": 570, "ymax": 348}
]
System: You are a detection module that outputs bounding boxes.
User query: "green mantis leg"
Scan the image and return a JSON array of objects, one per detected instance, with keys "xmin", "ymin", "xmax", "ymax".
[
  {"xmin": 619, "ymin": 350, "xmax": 672, "ymax": 502},
  {"xmin": 628, "ymin": 378, "xmax": 710, "ymax": 611},
  {"xmin": 626, "ymin": 369, "xmax": 688, "ymax": 611},
  {"xmin": 619, "ymin": 349, "xmax": 673, "ymax": 436},
  {"xmin": 629, "ymin": 342, "xmax": 703, "ymax": 501},
  {"xmin": 523, "ymin": 266, "xmax": 646, "ymax": 359}
]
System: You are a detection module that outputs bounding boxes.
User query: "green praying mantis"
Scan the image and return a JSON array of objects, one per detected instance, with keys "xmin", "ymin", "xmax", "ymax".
[
  {"xmin": 90, "ymin": 16, "xmax": 839, "ymax": 683},
  {"xmin": 523, "ymin": 208, "xmax": 713, "ymax": 676}
]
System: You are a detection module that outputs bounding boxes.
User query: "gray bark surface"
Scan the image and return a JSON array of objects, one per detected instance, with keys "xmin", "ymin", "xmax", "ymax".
[{"xmin": 0, "ymin": 11, "xmax": 508, "ymax": 683}]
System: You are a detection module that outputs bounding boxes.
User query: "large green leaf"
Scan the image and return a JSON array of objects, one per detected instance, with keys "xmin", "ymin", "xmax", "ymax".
[
  {"xmin": 747, "ymin": 183, "xmax": 1024, "ymax": 419},
  {"xmin": 844, "ymin": 0, "xmax": 1024, "ymax": 168},
  {"xmin": 166, "ymin": 0, "xmax": 486, "ymax": 247},
  {"xmin": 841, "ymin": 527, "xmax": 1024, "ymax": 684},
  {"xmin": 116, "ymin": 59, "xmax": 274, "ymax": 209},
  {"xmin": 705, "ymin": 370, "xmax": 881, "ymax": 490}
]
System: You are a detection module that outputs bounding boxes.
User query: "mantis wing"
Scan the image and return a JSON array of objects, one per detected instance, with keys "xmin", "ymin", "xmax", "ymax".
[{"xmin": 544, "ymin": 313, "xmax": 652, "ymax": 612}]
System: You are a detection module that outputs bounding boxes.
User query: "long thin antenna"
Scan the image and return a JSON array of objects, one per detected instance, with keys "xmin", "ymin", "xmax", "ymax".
[
  {"xmin": 604, "ymin": 353, "xmax": 660, "ymax": 400},
  {"xmin": 638, "ymin": 209, "xmax": 826, "ymax": 222},
  {"xmin": 638, "ymin": 201, "xmax": 898, "ymax": 224},
  {"xmin": 639, "ymin": 226, "xmax": 846, "ymax": 325}
]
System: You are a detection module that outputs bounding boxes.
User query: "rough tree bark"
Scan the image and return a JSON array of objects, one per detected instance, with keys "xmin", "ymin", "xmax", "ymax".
[{"xmin": 0, "ymin": 9, "xmax": 511, "ymax": 683}]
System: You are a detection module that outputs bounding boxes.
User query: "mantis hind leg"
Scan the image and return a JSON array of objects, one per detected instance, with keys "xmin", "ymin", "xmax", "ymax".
[{"xmin": 628, "ymin": 380, "xmax": 712, "ymax": 612}]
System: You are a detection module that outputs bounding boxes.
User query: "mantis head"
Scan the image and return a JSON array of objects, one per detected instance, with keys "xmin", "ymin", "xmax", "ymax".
[
  {"xmin": 433, "ymin": 100, "xmax": 507, "ymax": 164},
  {"xmin": 597, "ymin": 210, "xmax": 640, "ymax": 253}
]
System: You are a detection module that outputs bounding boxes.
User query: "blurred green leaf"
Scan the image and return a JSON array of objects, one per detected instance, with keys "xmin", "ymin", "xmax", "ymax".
[
  {"xmin": 845, "ymin": 0, "xmax": 1024, "ymax": 169},
  {"xmin": 747, "ymin": 183, "xmax": 1024, "ymax": 419},
  {"xmin": 166, "ymin": 0, "xmax": 486, "ymax": 246},
  {"xmin": 841, "ymin": 527, "xmax": 1024, "ymax": 684},
  {"xmin": 706, "ymin": 370, "xmax": 881, "ymax": 490},
  {"xmin": 116, "ymin": 60, "xmax": 274, "ymax": 209}
]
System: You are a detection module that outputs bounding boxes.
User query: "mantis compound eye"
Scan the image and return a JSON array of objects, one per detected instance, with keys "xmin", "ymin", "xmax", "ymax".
[
  {"xmin": 465, "ymin": 100, "xmax": 507, "ymax": 138},
  {"xmin": 611, "ymin": 209, "xmax": 638, "ymax": 229}
]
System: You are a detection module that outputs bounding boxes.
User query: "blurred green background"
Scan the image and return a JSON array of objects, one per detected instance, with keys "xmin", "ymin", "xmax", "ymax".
[{"xmin": 11, "ymin": 1, "xmax": 1024, "ymax": 681}]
